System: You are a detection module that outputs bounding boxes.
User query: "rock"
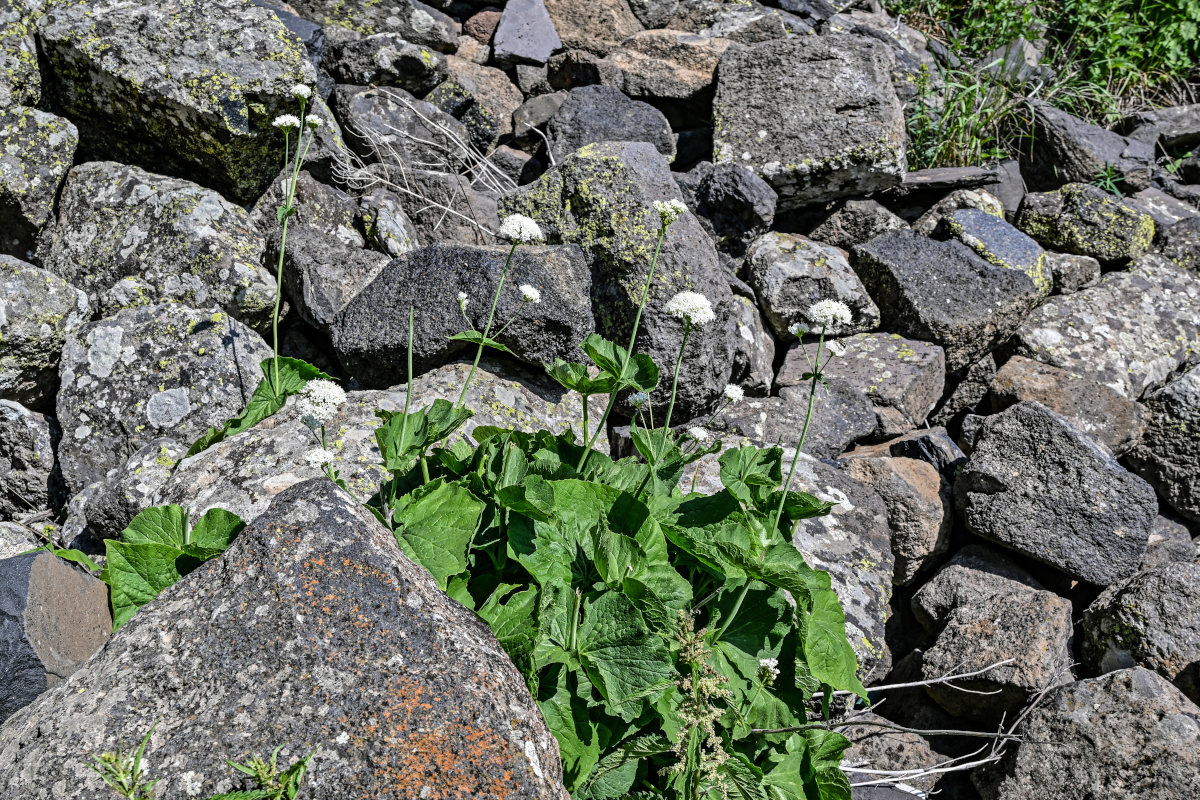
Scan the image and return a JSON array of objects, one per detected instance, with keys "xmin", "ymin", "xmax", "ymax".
[
  {"xmin": 1083, "ymin": 563, "xmax": 1200, "ymax": 702},
  {"xmin": 1127, "ymin": 186, "xmax": 1200, "ymax": 229},
  {"xmin": 387, "ymin": 167, "xmax": 500, "ymax": 246},
  {"xmin": 56, "ymin": 302, "xmax": 272, "ymax": 493},
  {"xmin": 291, "ymin": 0, "xmax": 459, "ymax": 51},
  {"xmin": 0, "ymin": 552, "xmax": 111, "ymax": 723},
  {"xmin": 672, "ymin": 0, "xmax": 797, "ymax": 43},
  {"xmin": 955, "ymin": 401, "xmax": 1157, "ymax": 585},
  {"xmin": 1141, "ymin": 515, "xmax": 1199, "ymax": 570},
  {"xmin": 456, "ymin": 33, "xmax": 490, "ymax": 65},
  {"xmin": 0, "ymin": 1, "xmax": 41, "ymax": 109},
  {"xmin": 922, "ymin": 587, "xmax": 1073, "ymax": 722},
  {"xmin": 1009, "ymin": 254, "xmax": 1200, "ymax": 399},
  {"xmin": 840, "ymin": 711, "xmax": 941, "ymax": 795},
  {"xmin": 974, "ymin": 668, "xmax": 1200, "ymax": 800},
  {"xmin": 1021, "ymin": 102, "xmax": 1155, "ymax": 191},
  {"xmin": 988, "ymin": 355, "xmax": 1146, "ymax": 456},
  {"xmin": 676, "ymin": 162, "xmax": 777, "ymax": 256},
  {"xmin": 979, "ymin": 158, "xmax": 1028, "ymax": 217},
  {"xmin": 1015, "ymin": 183, "xmax": 1155, "ymax": 263},
  {"xmin": 327, "ymin": 33, "xmax": 449, "ymax": 94},
  {"xmin": 0, "ymin": 401, "xmax": 59, "ymax": 521},
  {"xmin": 902, "ymin": 165, "xmax": 1002, "ymax": 191},
  {"xmin": 545, "ymin": 85, "xmax": 675, "ymax": 163},
  {"xmin": 332, "ymin": 84, "xmax": 471, "ymax": 172},
  {"xmin": 0, "ymin": 523, "xmax": 40, "ymax": 561},
  {"xmin": 0, "ymin": 479, "xmax": 567, "ymax": 799},
  {"xmin": 1127, "ymin": 366, "xmax": 1200, "ymax": 522},
  {"xmin": 513, "ymin": 91, "xmax": 569, "ymax": 150},
  {"xmin": 808, "ymin": 199, "xmax": 907, "ymax": 251},
  {"xmin": 849, "ymin": 425, "xmax": 966, "ymax": 482},
  {"xmin": 780, "ymin": 334, "xmax": 945, "ymax": 438},
  {"xmin": 626, "ymin": 0, "xmax": 678, "ymax": 28},
  {"xmin": 543, "ymin": 0, "xmax": 643, "ymax": 55},
  {"xmin": 493, "ymin": 0, "xmax": 562, "ymax": 66},
  {"xmin": 930, "ymin": 353, "xmax": 996, "ymax": 429},
  {"xmin": 463, "ymin": 8, "xmax": 501, "ymax": 44},
  {"xmin": 426, "ymin": 57, "xmax": 524, "ymax": 150},
  {"xmin": 911, "ymin": 544, "xmax": 1046, "ymax": 635},
  {"xmin": 499, "ymin": 141, "xmax": 737, "ymax": 419},
  {"xmin": 1046, "ymin": 251, "xmax": 1100, "ymax": 294},
  {"xmin": 545, "ymin": 49, "xmax": 624, "ymax": 91},
  {"xmin": 0, "ymin": 256, "xmax": 89, "ymax": 409},
  {"xmin": 712, "ymin": 35, "xmax": 905, "ymax": 209},
  {"xmin": 844, "ymin": 456, "xmax": 950, "ymax": 585},
  {"xmin": 255, "ymin": 170, "xmax": 362, "ymax": 249},
  {"xmin": 43, "ymin": 162, "xmax": 276, "ymax": 331},
  {"xmin": 608, "ymin": 30, "xmax": 731, "ymax": 126},
  {"xmin": 728, "ymin": 293, "xmax": 775, "ymax": 396},
  {"xmin": 1120, "ymin": 103, "xmax": 1200, "ymax": 150},
  {"xmin": 37, "ymin": 0, "xmax": 315, "ymax": 204},
  {"xmin": 851, "ymin": 231, "xmax": 1039, "ymax": 371},
  {"xmin": 745, "ymin": 233, "xmax": 879, "ymax": 339},
  {"xmin": 75, "ymin": 439, "xmax": 185, "ymax": 541},
  {"xmin": 1156, "ymin": 216, "xmax": 1200, "ymax": 272},
  {"xmin": 939, "ymin": 207, "xmax": 1050, "ymax": 298},
  {"xmin": 358, "ymin": 188, "xmax": 421, "ymax": 258},
  {"xmin": 910, "ymin": 187, "xmax": 1006, "ymax": 237},
  {"xmin": 0, "ymin": 106, "xmax": 78, "ymax": 259}
]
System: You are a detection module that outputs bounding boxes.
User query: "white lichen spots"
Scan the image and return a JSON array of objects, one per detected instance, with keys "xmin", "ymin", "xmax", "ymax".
[
  {"xmin": 179, "ymin": 771, "xmax": 204, "ymax": 797},
  {"xmin": 86, "ymin": 325, "xmax": 126, "ymax": 377},
  {"xmin": 146, "ymin": 387, "xmax": 192, "ymax": 428},
  {"xmin": 74, "ymin": 424, "xmax": 90, "ymax": 439},
  {"xmin": 335, "ymin": 731, "xmax": 351, "ymax": 745}
]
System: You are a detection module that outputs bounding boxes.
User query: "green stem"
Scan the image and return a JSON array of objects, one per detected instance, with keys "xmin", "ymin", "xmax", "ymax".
[
  {"xmin": 581, "ymin": 396, "xmax": 590, "ymax": 444},
  {"xmin": 660, "ymin": 322, "xmax": 691, "ymax": 441},
  {"xmin": 712, "ymin": 580, "xmax": 751, "ymax": 643},
  {"xmin": 458, "ymin": 241, "xmax": 518, "ymax": 408},
  {"xmin": 769, "ymin": 328, "xmax": 826, "ymax": 536},
  {"xmin": 270, "ymin": 111, "xmax": 316, "ymax": 394}
]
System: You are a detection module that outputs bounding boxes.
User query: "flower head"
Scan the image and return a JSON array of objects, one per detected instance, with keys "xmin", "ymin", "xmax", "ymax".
[
  {"xmin": 653, "ymin": 199, "xmax": 688, "ymax": 227},
  {"xmin": 295, "ymin": 379, "xmax": 346, "ymax": 428},
  {"xmin": 519, "ymin": 284, "xmax": 541, "ymax": 303},
  {"xmin": 304, "ymin": 114, "xmax": 323, "ymax": 129},
  {"xmin": 457, "ymin": 291, "xmax": 469, "ymax": 311},
  {"xmin": 788, "ymin": 322, "xmax": 809, "ymax": 337},
  {"xmin": 758, "ymin": 657, "xmax": 780, "ymax": 684},
  {"xmin": 722, "ymin": 384, "xmax": 744, "ymax": 404},
  {"xmin": 807, "ymin": 299, "xmax": 853, "ymax": 329},
  {"xmin": 291, "ymin": 84, "xmax": 312, "ymax": 100},
  {"xmin": 498, "ymin": 214, "xmax": 545, "ymax": 244},
  {"xmin": 304, "ymin": 448, "xmax": 336, "ymax": 466},
  {"xmin": 687, "ymin": 426, "xmax": 711, "ymax": 443},
  {"xmin": 627, "ymin": 391, "xmax": 651, "ymax": 408},
  {"xmin": 825, "ymin": 340, "xmax": 847, "ymax": 357},
  {"xmin": 272, "ymin": 114, "xmax": 301, "ymax": 130},
  {"xmin": 665, "ymin": 291, "xmax": 715, "ymax": 327}
]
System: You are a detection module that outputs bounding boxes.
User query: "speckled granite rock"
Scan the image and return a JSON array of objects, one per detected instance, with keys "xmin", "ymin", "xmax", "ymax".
[
  {"xmin": 839, "ymin": 711, "xmax": 941, "ymax": 795},
  {"xmin": 1127, "ymin": 366, "xmax": 1200, "ymax": 522},
  {"xmin": 0, "ymin": 255, "xmax": 89, "ymax": 409},
  {"xmin": 42, "ymin": 162, "xmax": 276, "ymax": 330},
  {"xmin": 36, "ymin": 0, "xmax": 316, "ymax": 203},
  {"xmin": 0, "ymin": 105, "xmax": 78, "ymax": 258},
  {"xmin": 0, "ymin": 401, "xmax": 59, "ymax": 521},
  {"xmin": 974, "ymin": 668, "xmax": 1200, "ymax": 800},
  {"xmin": 1046, "ymin": 251, "xmax": 1100, "ymax": 294},
  {"xmin": 55, "ymin": 302, "xmax": 271, "ymax": 493},
  {"xmin": 0, "ymin": 479, "xmax": 567, "ymax": 800},
  {"xmin": 1010, "ymin": 254, "xmax": 1200, "ymax": 399},
  {"xmin": 289, "ymin": 0, "xmax": 459, "ymax": 51},
  {"xmin": 0, "ymin": 1, "xmax": 43, "ymax": 109},
  {"xmin": 910, "ymin": 544, "xmax": 1045, "ymax": 635},
  {"xmin": 1015, "ymin": 183, "xmax": 1155, "ymax": 263},
  {"xmin": 940, "ymin": 207, "xmax": 1050, "ymax": 298}
]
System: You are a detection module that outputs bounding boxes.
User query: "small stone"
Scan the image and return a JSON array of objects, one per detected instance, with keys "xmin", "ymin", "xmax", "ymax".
[
  {"xmin": 1046, "ymin": 251, "xmax": 1100, "ymax": 294},
  {"xmin": 0, "ymin": 106, "xmax": 78, "ymax": 258},
  {"xmin": 1140, "ymin": 515, "xmax": 1198, "ymax": 571},
  {"xmin": 1127, "ymin": 186, "xmax": 1200, "ymax": 229},
  {"xmin": 939, "ymin": 207, "xmax": 1050, "ymax": 298},
  {"xmin": 808, "ymin": 199, "xmax": 907, "ymax": 250},
  {"xmin": 1127, "ymin": 366, "xmax": 1200, "ymax": 522},
  {"xmin": 1156, "ymin": 216, "xmax": 1200, "ymax": 272},
  {"xmin": 358, "ymin": 189, "xmax": 421, "ymax": 258},
  {"xmin": 676, "ymin": 161, "xmax": 776, "ymax": 255},
  {"xmin": 696, "ymin": 385, "xmax": 875, "ymax": 459},
  {"xmin": 930, "ymin": 353, "xmax": 996, "ymax": 429},
  {"xmin": 493, "ymin": 0, "xmax": 562, "ymax": 66},
  {"xmin": 1015, "ymin": 183, "xmax": 1155, "ymax": 263},
  {"xmin": 545, "ymin": 85, "xmax": 675, "ymax": 162},
  {"xmin": 911, "ymin": 544, "xmax": 1046, "ymax": 635},
  {"xmin": 463, "ymin": 8, "xmax": 502, "ymax": 45},
  {"xmin": 545, "ymin": 49, "xmax": 624, "ymax": 91}
]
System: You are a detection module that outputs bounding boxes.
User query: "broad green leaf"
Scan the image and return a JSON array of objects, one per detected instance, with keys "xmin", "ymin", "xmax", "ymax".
[
  {"xmin": 424, "ymin": 398, "xmax": 474, "ymax": 445},
  {"xmin": 478, "ymin": 584, "xmax": 538, "ymax": 673},
  {"xmin": 577, "ymin": 592, "xmax": 674, "ymax": 717},
  {"xmin": 803, "ymin": 730, "xmax": 853, "ymax": 800},
  {"xmin": 22, "ymin": 545, "xmax": 101, "ymax": 573},
  {"xmin": 769, "ymin": 489, "xmax": 836, "ymax": 523},
  {"xmin": 449, "ymin": 330, "xmax": 512, "ymax": 353},
  {"xmin": 581, "ymin": 334, "xmax": 627, "ymax": 381},
  {"xmin": 620, "ymin": 353, "xmax": 660, "ymax": 392},
  {"xmin": 761, "ymin": 742, "xmax": 809, "ymax": 800},
  {"xmin": 718, "ymin": 446, "xmax": 782, "ymax": 508},
  {"xmin": 391, "ymin": 479, "xmax": 485, "ymax": 589},
  {"xmin": 188, "ymin": 507, "xmax": 245, "ymax": 551},
  {"xmin": 119, "ymin": 504, "xmax": 189, "ymax": 547},
  {"xmin": 721, "ymin": 752, "xmax": 769, "ymax": 800},
  {"xmin": 546, "ymin": 359, "xmax": 616, "ymax": 396},
  {"xmin": 800, "ymin": 587, "xmax": 867, "ymax": 701},
  {"xmin": 104, "ymin": 541, "xmax": 186, "ymax": 630},
  {"xmin": 374, "ymin": 408, "xmax": 429, "ymax": 470},
  {"xmin": 495, "ymin": 475, "xmax": 555, "ymax": 521},
  {"xmin": 538, "ymin": 668, "xmax": 604, "ymax": 793},
  {"xmin": 583, "ymin": 734, "xmax": 672, "ymax": 800}
]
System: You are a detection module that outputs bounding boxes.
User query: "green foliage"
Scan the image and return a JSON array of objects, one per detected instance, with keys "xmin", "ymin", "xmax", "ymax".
[
  {"xmin": 1091, "ymin": 162, "xmax": 1126, "ymax": 196},
  {"xmin": 88, "ymin": 725, "xmax": 158, "ymax": 800}
]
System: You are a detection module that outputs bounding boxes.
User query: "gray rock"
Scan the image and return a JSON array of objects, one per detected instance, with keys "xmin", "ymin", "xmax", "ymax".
[
  {"xmin": 672, "ymin": 0, "xmax": 796, "ymax": 43},
  {"xmin": 332, "ymin": 243, "xmax": 593, "ymax": 383},
  {"xmin": 0, "ymin": 106, "xmax": 78, "ymax": 259},
  {"xmin": 76, "ymin": 439, "xmax": 185, "ymax": 541},
  {"xmin": 282, "ymin": 224, "xmax": 391, "ymax": 333},
  {"xmin": 545, "ymin": 49, "xmax": 624, "ymax": 91},
  {"xmin": 902, "ymin": 165, "xmax": 1003, "ymax": 192},
  {"xmin": 332, "ymin": 84, "xmax": 472, "ymax": 172},
  {"xmin": 542, "ymin": 0, "xmax": 644, "ymax": 55},
  {"xmin": 0, "ymin": 479, "xmax": 567, "ymax": 799},
  {"xmin": 956, "ymin": 401, "xmax": 1157, "ymax": 585},
  {"xmin": 1010, "ymin": 254, "xmax": 1200, "ymax": 399},
  {"xmin": 848, "ymin": 425, "xmax": 966, "ymax": 482},
  {"xmin": 608, "ymin": 29, "xmax": 731, "ymax": 125},
  {"xmin": 358, "ymin": 189, "xmax": 421, "ymax": 258},
  {"xmin": 328, "ymin": 33, "xmax": 449, "ymax": 94},
  {"xmin": 254, "ymin": 170, "xmax": 363, "ymax": 249},
  {"xmin": 851, "ymin": 231, "xmax": 1039, "ymax": 371},
  {"xmin": 911, "ymin": 544, "xmax": 1045, "ymax": 635},
  {"xmin": 975, "ymin": 668, "xmax": 1200, "ymax": 800},
  {"xmin": 712, "ymin": 35, "xmax": 906, "ymax": 209},
  {"xmin": 939, "ymin": 207, "xmax": 1051, "ymax": 298},
  {"xmin": 499, "ymin": 141, "xmax": 737, "ymax": 419},
  {"xmin": 979, "ymin": 158, "xmax": 1028, "ymax": 217},
  {"xmin": 988, "ymin": 355, "xmax": 1146, "ymax": 456},
  {"xmin": 0, "ymin": 256, "xmax": 89, "ymax": 409},
  {"xmin": 291, "ymin": 0, "xmax": 459, "ymax": 51},
  {"xmin": 493, "ymin": 0, "xmax": 562, "ymax": 66},
  {"xmin": 840, "ymin": 711, "xmax": 941, "ymax": 795},
  {"xmin": 426, "ymin": 57, "xmax": 524, "ymax": 151},
  {"xmin": 745, "ymin": 232, "xmax": 880, "ymax": 339},
  {"xmin": 1120, "ymin": 103, "xmax": 1200, "ymax": 150},
  {"xmin": 36, "ymin": 0, "xmax": 315, "ymax": 204},
  {"xmin": 545, "ymin": 85, "xmax": 675, "ymax": 163},
  {"xmin": 0, "ymin": 552, "xmax": 111, "ymax": 723},
  {"xmin": 388, "ymin": 167, "xmax": 500, "ymax": 246},
  {"xmin": 43, "ymin": 162, "xmax": 276, "ymax": 331},
  {"xmin": 0, "ymin": 1, "xmax": 42, "ymax": 109},
  {"xmin": 676, "ymin": 161, "xmax": 777, "ymax": 256},
  {"xmin": 627, "ymin": 0, "xmax": 678, "ymax": 29},
  {"xmin": 1083, "ymin": 563, "xmax": 1200, "ymax": 703},
  {"xmin": 1127, "ymin": 186, "xmax": 1200, "ymax": 229},
  {"xmin": 1156, "ymin": 216, "xmax": 1200, "ymax": 272},
  {"xmin": 922, "ymin": 587, "xmax": 1073, "ymax": 723},
  {"xmin": 1046, "ymin": 251, "xmax": 1100, "ymax": 294},
  {"xmin": 929, "ymin": 353, "xmax": 996, "ymax": 428},
  {"xmin": 513, "ymin": 91, "xmax": 569, "ymax": 150},
  {"xmin": 0, "ymin": 523, "xmax": 40, "ymax": 561},
  {"xmin": 910, "ymin": 188, "xmax": 1006, "ymax": 237},
  {"xmin": 56, "ymin": 302, "xmax": 272, "ymax": 493},
  {"xmin": 1141, "ymin": 514, "xmax": 1198, "ymax": 571},
  {"xmin": 1127, "ymin": 366, "xmax": 1200, "ymax": 522},
  {"xmin": 1022, "ymin": 102, "xmax": 1155, "ymax": 191},
  {"xmin": 780, "ymin": 333, "xmax": 945, "ymax": 437},
  {"xmin": 808, "ymin": 199, "xmax": 907, "ymax": 251},
  {"xmin": 0, "ymin": 401, "xmax": 59, "ymax": 521},
  {"xmin": 728, "ymin": 292, "xmax": 775, "ymax": 395},
  {"xmin": 1015, "ymin": 183, "xmax": 1155, "ymax": 263}
]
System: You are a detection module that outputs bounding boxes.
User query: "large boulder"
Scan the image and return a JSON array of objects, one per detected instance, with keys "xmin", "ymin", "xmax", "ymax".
[
  {"xmin": 712, "ymin": 35, "xmax": 905, "ymax": 209},
  {"xmin": 955, "ymin": 401, "xmax": 1157, "ymax": 585},
  {"xmin": 0, "ymin": 479, "xmax": 567, "ymax": 799},
  {"xmin": 36, "ymin": 0, "xmax": 316, "ymax": 203},
  {"xmin": 0, "ymin": 1, "xmax": 42, "ymax": 109},
  {"xmin": 493, "ymin": 0, "xmax": 562, "ymax": 67},
  {"xmin": 910, "ymin": 544, "xmax": 1046, "ymax": 635},
  {"xmin": 1127, "ymin": 366, "xmax": 1200, "ymax": 522},
  {"xmin": 1021, "ymin": 102, "xmax": 1155, "ymax": 191},
  {"xmin": 0, "ymin": 105, "xmax": 78, "ymax": 259},
  {"xmin": 608, "ymin": 29, "xmax": 731, "ymax": 126},
  {"xmin": 56, "ymin": 302, "xmax": 271, "ymax": 492},
  {"xmin": 331, "ymin": 84, "xmax": 472, "ymax": 172},
  {"xmin": 326, "ymin": 32, "xmax": 449, "ymax": 94},
  {"xmin": 289, "ymin": 0, "xmax": 458, "ymax": 51},
  {"xmin": 1015, "ymin": 183, "xmax": 1155, "ymax": 263},
  {"xmin": 542, "ymin": 0, "xmax": 643, "ymax": 55},
  {"xmin": 279, "ymin": 224, "xmax": 390, "ymax": 333},
  {"xmin": 545, "ymin": 85, "xmax": 675, "ymax": 162},
  {"xmin": 0, "ymin": 401, "xmax": 60, "ymax": 521}
]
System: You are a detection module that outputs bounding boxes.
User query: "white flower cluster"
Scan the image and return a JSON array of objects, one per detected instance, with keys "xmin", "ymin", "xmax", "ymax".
[
  {"xmin": 722, "ymin": 384, "xmax": 744, "ymax": 403},
  {"xmin": 808, "ymin": 299, "xmax": 853, "ymax": 328},
  {"xmin": 687, "ymin": 426, "xmax": 710, "ymax": 443},
  {"xmin": 665, "ymin": 291, "xmax": 715, "ymax": 327},
  {"xmin": 788, "ymin": 322, "xmax": 809, "ymax": 337},
  {"xmin": 272, "ymin": 114, "xmax": 301, "ymax": 130},
  {"xmin": 305, "ymin": 114, "xmax": 323, "ymax": 129},
  {"xmin": 296, "ymin": 379, "xmax": 346, "ymax": 428},
  {"xmin": 826, "ymin": 340, "xmax": 847, "ymax": 357},
  {"xmin": 519, "ymin": 284, "xmax": 541, "ymax": 303},
  {"xmin": 627, "ymin": 391, "xmax": 651, "ymax": 408},
  {"xmin": 758, "ymin": 657, "xmax": 780, "ymax": 683},
  {"xmin": 653, "ymin": 199, "xmax": 687, "ymax": 226},
  {"xmin": 304, "ymin": 448, "xmax": 335, "ymax": 467},
  {"xmin": 457, "ymin": 291, "xmax": 469, "ymax": 311},
  {"xmin": 498, "ymin": 214, "xmax": 545, "ymax": 244},
  {"xmin": 291, "ymin": 84, "xmax": 312, "ymax": 100}
]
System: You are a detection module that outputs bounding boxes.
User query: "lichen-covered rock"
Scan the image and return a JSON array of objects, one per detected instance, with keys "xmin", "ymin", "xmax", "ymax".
[
  {"xmin": 426, "ymin": 56, "xmax": 524, "ymax": 151},
  {"xmin": 809, "ymin": 198, "xmax": 907, "ymax": 250},
  {"xmin": 1010, "ymin": 254, "xmax": 1200, "ymax": 399},
  {"xmin": 940, "ymin": 207, "xmax": 1050, "ymax": 298},
  {"xmin": 975, "ymin": 668, "xmax": 1200, "ymax": 800},
  {"xmin": 780, "ymin": 333, "xmax": 945, "ymax": 437},
  {"xmin": 327, "ymin": 32, "xmax": 449, "ymax": 94},
  {"xmin": 851, "ymin": 231, "xmax": 1039, "ymax": 371},
  {"xmin": 42, "ymin": 162, "xmax": 276, "ymax": 330},
  {"xmin": 1083, "ymin": 563, "xmax": 1200, "ymax": 703},
  {"xmin": 358, "ymin": 188, "xmax": 421, "ymax": 258},
  {"xmin": 0, "ymin": 0, "xmax": 43, "ymax": 109},
  {"xmin": 1015, "ymin": 183, "xmax": 1155, "ymax": 263},
  {"xmin": 910, "ymin": 544, "xmax": 1046, "ymax": 635},
  {"xmin": 0, "ymin": 522, "xmax": 40, "ymax": 560},
  {"xmin": 493, "ymin": 0, "xmax": 562, "ymax": 67},
  {"xmin": 744, "ymin": 232, "xmax": 880, "ymax": 339},
  {"xmin": 331, "ymin": 84, "xmax": 471, "ymax": 171},
  {"xmin": 543, "ymin": 0, "xmax": 643, "ymax": 55},
  {"xmin": 728, "ymin": 293, "xmax": 774, "ymax": 395},
  {"xmin": 0, "ymin": 479, "xmax": 567, "ymax": 799},
  {"xmin": 1156, "ymin": 216, "xmax": 1200, "ymax": 272},
  {"xmin": 712, "ymin": 35, "xmax": 906, "ymax": 209},
  {"xmin": 290, "ymin": 0, "xmax": 459, "ymax": 51},
  {"xmin": 0, "ymin": 401, "xmax": 59, "ymax": 521},
  {"xmin": 676, "ymin": 161, "xmax": 776, "ymax": 255},
  {"xmin": 955, "ymin": 401, "xmax": 1157, "ymax": 585},
  {"xmin": 0, "ymin": 105, "xmax": 78, "ymax": 258},
  {"xmin": 74, "ymin": 438, "xmax": 185, "ymax": 541},
  {"xmin": 36, "ymin": 0, "xmax": 316, "ymax": 204},
  {"xmin": 1046, "ymin": 251, "xmax": 1100, "ymax": 294},
  {"xmin": 500, "ymin": 141, "xmax": 737, "ymax": 419},
  {"xmin": 910, "ymin": 187, "xmax": 1006, "ymax": 237},
  {"xmin": 1127, "ymin": 366, "xmax": 1200, "ymax": 522},
  {"xmin": 545, "ymin": 85, "xmax": 675, "ymax": 162},
  {"xmin": 0, "ymin": 255, "xmax": 89, "ymax": 409},
  {"xmin": 55, "ymin": 302, "xmax": 271, "ymax": 493}
]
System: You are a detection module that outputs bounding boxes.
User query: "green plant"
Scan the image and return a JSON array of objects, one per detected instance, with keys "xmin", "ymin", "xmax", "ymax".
[
  {"xmin": 1091, "ymin": 162, "xmax": 1125, "ymax": 195},
  {"xmin": 89, "ymin": 726, "xmax": 158, "ymax": 800}
]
